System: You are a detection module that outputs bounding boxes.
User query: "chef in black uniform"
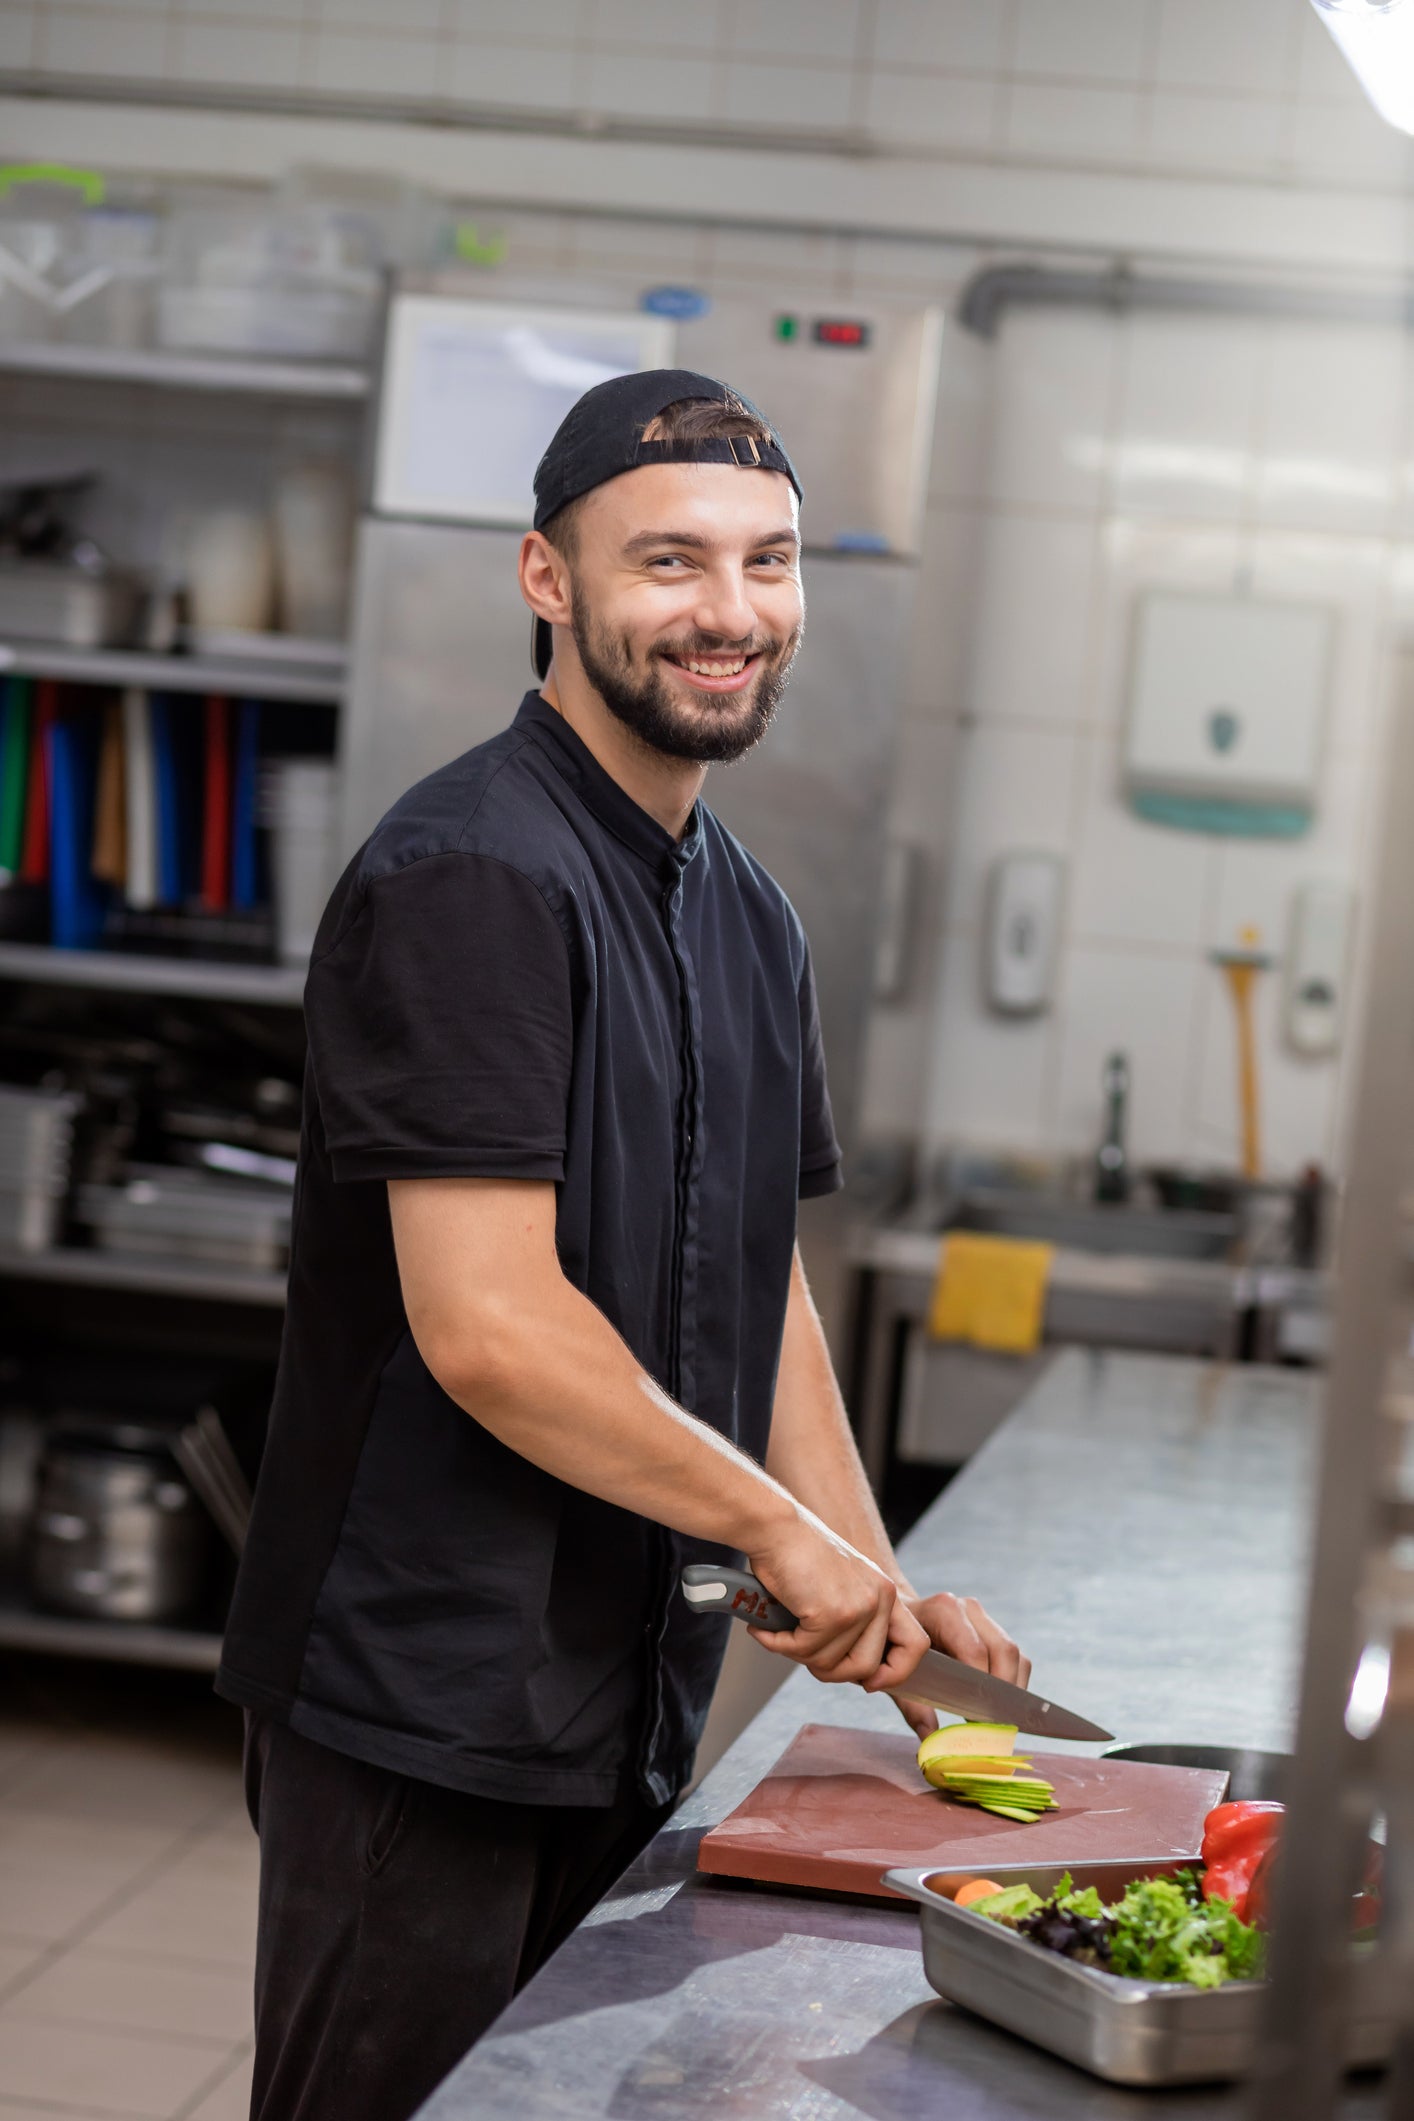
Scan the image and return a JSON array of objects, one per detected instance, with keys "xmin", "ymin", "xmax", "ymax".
[{"xmin": 218, "ymin": 369, "xmax": 1030, "ymax": 2121}]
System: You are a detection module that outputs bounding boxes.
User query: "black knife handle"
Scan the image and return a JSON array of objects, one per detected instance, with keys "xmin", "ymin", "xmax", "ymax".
[{"xmin": 680, "ymin": 1564, "xmax": 798, "ymax": 1633}]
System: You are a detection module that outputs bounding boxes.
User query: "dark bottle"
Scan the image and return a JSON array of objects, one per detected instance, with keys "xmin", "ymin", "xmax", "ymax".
[{"xmin": 1095, "ymin": 1051, "xmax": 1131, "ymax": 1205}]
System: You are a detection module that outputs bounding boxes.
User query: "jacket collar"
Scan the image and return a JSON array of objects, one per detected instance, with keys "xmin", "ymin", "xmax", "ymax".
[{"xmin": 515, "ymin": 691, "xmax": 703, "ymax": 877}]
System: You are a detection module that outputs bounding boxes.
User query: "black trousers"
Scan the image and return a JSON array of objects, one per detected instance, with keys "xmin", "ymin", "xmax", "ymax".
[{"xmin": 243, "ymin": 1713, "xmax": 671, "ymax": 2121}]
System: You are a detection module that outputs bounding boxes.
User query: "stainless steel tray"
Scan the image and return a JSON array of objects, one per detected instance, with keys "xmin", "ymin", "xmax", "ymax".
[{"xmin": 886, "ymin": 1862, "xmax": 1391, "ymax": 2087}]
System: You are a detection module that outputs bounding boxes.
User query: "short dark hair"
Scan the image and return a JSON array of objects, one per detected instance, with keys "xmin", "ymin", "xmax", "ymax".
[{"xmin": 540, "ymin": 392, "xmax": 774, "ymax": 561}]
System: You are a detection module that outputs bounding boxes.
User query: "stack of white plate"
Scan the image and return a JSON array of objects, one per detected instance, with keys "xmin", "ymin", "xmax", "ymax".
[{"xmin": 0, "ymin": 1085, "xmax": 80, "ymax": 1253}]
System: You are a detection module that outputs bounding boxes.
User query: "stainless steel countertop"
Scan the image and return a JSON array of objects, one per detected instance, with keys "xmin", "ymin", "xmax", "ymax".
[{"xmin": 419, "ymin": 1350, "xmax": 1378, "ymax": 2121}]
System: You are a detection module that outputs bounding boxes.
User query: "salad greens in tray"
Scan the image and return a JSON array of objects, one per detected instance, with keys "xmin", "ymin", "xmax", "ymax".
[{"xmin": 967, "ymin": 1869, "xmax": 1266, "ymax": 1990}]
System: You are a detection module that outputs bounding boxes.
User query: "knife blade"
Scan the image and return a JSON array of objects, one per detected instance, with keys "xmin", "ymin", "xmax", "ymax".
[{"xmin": 680, "ymin": 1563, "xmax": 1113, "ymax": 1743}]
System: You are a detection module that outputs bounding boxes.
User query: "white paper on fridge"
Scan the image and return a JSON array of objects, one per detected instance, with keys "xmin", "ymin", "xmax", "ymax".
[{"xmin": 373, "ymin": 295, "xmax": 674, "ymax": 528}]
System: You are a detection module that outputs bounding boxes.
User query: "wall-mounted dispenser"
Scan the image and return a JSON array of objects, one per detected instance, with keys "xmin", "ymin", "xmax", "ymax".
[
  {"xmin": 1285, "ymin": 881, "xmax": 1354, "ymax": 1058},
  {"xmin": 985, "ymin": 852, "xmax": 1064, "ymax": 1015},
  {"xmin": 1124, "ymin": 592, "xmax": 1334, "ymax": 837}
]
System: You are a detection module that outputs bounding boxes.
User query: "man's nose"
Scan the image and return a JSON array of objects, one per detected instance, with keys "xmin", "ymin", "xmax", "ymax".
[{"xmin": 691, "ymin": 571, "xmax": 758, "ymax": 644}]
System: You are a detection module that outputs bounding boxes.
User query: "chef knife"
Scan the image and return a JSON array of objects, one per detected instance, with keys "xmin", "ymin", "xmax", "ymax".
[{"xmin": 680, "ymin": 1563, "xmax": 1113, "ymax": 1743}]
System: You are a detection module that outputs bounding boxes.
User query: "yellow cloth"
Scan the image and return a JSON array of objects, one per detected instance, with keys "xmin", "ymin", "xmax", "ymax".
[{"xmin": 927, "ymin": 1232, "xmax": 1054, "ymax": 1354}]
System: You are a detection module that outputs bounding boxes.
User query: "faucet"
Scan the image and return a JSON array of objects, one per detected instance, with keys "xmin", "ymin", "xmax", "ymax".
[{"xmin": 1095, "ymin": 1051, "xmax": 1131, "ymax": 1205}]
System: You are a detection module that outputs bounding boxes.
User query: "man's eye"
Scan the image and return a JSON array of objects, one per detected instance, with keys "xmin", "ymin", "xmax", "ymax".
[{"xmin": 751, "ymin": 553, "xmax": 790, "ymax": 567}]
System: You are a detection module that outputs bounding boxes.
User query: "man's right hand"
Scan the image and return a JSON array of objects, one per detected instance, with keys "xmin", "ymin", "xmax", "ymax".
[{"xmin": 744, "ymin": 1510, "xmax": 930, "ymax": 1692}]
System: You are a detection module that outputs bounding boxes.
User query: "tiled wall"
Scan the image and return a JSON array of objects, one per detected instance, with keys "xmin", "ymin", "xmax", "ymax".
[
  {"xmin": 873, "ymin": 302, "xmax": 1413, "ymax": 1182},
  {"xmin": 4, "ymin": 0, "xmax": 1408, "ymax": 1182},
  {"xmin": 3, "ymin": 0, "xmax": 1409, "ymax": 194}
]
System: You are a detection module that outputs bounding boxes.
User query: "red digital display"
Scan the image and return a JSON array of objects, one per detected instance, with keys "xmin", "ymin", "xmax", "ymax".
[{"xmin": 812, "ymin": 318, "xmax": 871, "ymax": 348}]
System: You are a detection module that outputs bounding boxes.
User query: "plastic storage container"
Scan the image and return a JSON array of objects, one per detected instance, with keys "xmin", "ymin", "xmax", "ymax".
[
  {"xmin": 157, "ymin": 200, "xmax": 381, "ymax": 360},
  {"xmin": 261, "ymin": 758, "xmax": 340, "ymax": 965}
]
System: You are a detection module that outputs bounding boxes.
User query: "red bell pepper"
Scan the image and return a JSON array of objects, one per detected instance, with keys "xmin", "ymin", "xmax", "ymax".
[{"xmin": 1200, "ymin": 1800, "xmax": 1285, "ymax": 1923}]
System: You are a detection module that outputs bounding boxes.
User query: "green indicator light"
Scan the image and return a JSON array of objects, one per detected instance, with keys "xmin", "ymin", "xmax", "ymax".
[{"xmin": 774, "ymin": 314, "xmax": 799, "ymax": 342}]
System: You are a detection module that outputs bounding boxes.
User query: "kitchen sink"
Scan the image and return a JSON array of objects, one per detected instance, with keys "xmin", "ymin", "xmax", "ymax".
[{"xmin": 947, "ymin": 1188, "xmax": 1237, "ymax": 1262}]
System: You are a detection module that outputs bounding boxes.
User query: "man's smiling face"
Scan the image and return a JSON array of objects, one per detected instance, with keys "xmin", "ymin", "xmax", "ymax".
[{"xmin": 557, "ymin": 460, "xmax": 805, "ymax": 764}]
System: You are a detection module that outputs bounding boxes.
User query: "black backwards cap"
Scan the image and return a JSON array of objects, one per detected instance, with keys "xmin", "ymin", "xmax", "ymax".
[{"xmin": 530, "ymin": 367, "xmax": 802, "ymax": 680}]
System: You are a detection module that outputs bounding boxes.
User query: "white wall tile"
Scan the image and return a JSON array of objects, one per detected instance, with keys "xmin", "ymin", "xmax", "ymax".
[
  {"xmin": 1112, "ymin": 313, "xmax": 1265, "ymax": 522},
  {"xmin": 448, "ymin": 0, "xmax": 585, "ymax": 40},
  {"xmin": 987, "ymin": 310, "xmax": 1118, "ymax": 515},
  {"xmin": 705, "ymin": 224, "xmax": 850, "ymax": 293},
  {"xmin": 905, "ymin": 504, "xmax": 984, "ymax": 716},
  {"xmin": 886, "ymin": 706, "xmax": 963, "ymax": 844},
  {"xmin": 1069, "ymin": 731, "xmax": 1215, "ymax": 951},
  {"xmin": 1204, "ymin": 749, "xmax": 1367, "ymax": 964},
  {"xmin": 1247, "ymin": 529, "xmax": 1388, "ymax": 760},
  {"xmin": 310, "ymin": 29, "xmax": 440, "ymax": 97},
  {"xmin": 716, "ymin": 55, "xmax": 854, "ymax": 130},
  {"xmin": 967, "ymin": 511, "xmax": 1097, "ymax": 725},
  {"xmin": 593, "ymin": 0, "xmax": 726, "ymax": 51},
  {"xmin": 1051, "ymin": 944, "xmax": 1204, "ymax": 1162},
  {"xmin": 1153, "ymin": 0, "xmax": 1298, "ymax": 96},
  {"xmin": 943, "ymin": 719, "xmax": 1082, "ymax": 928},
  {"xmin": 1293, "ymin": 3, "xmax": 1363, "ymax": 100},
  {"xmin": 863, "ymin": 68, "xmax": 997, "ymax": 153},
  {"xmin": 1193, "ymin": 949, "xmax": 1338, "ymax": 1177},
  {"xmin": 451, "ymin": 36, "xmax": 577, "ymax": 108},
  {"xmin": 41, "ymin": 3, "xmax": 170, "ymax": 76},
  {"xmin": 1085, "ymin": 518, "xmax": 1245, "ymax": 730},
  {"xmin": 847, "ymin": 233, "xmax": 956, "ymax": 298},
  {"xmin": 177, "ymin": 18, "xmax": 303, "ymax": 87},
  {"xmin": 1146, "ymin": 89, "xmax": 1287, "ymax": 179},
  {"xmin": 871, "ymin": 0, "xmax": 1008, "ymax": 75},
  {"xmin": 727, "ymin": 0, "xmax": 860, "ymax": 64},
  {"xmin": 1284, "ymin": 94, "xmax": 1414, "ymax": 189},
  {"xmin": 925, "ymin": 931, "xmax": 1053, "ymax": 1147},
  {"xmin": 1254, "ymin": 324, "xmax": 1405, "ymax": 537},
  {"xmin": 1012, "ymin": 0, "xmax": 1156, "ymax": 85},
  {"xmin": 0, "ymin": 5, "xmax": 37, "ymax": 67},
  {"xmin": 928, "ymin": 321, "xmax": 996, "ymax": 507},
  {"xmin": 583, "ymin": 46, "xmax": 714, "ymax": 120},
  {"xmin": 1003, "ymin": 82, "xmax": 1143, "ymax": 166},
  {"xmin": 319, "ymin": 0, "xmax": 442, "ymax": 31}
]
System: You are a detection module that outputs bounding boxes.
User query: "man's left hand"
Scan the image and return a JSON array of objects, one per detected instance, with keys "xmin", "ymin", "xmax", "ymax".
[{"xmin": 874, "ymin": 1593, "xmax": 1032, "ymax": 1743}]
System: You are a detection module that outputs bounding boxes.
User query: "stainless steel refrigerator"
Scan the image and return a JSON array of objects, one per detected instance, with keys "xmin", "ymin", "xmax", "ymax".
[{"xmin": 337, "ymin": 285, "xmax": 942, "ymax": 1336}]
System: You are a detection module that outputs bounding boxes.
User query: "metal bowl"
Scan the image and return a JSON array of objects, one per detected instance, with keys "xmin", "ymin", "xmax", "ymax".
[{"xmin": 1102, "ymin": 1743, "xmax": 1289, "ymax": 1805}]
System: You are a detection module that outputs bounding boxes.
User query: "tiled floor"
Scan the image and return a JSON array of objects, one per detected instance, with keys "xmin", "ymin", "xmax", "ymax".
[{"xmin": 0, "ymin": 1655, "xmax": 254, "ymax": 2121}]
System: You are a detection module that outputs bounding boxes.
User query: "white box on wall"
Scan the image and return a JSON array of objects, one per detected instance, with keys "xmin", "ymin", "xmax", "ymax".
[{"xmin": 1124, "ymin": 592, "xmax": 1334, "ymax": 835}]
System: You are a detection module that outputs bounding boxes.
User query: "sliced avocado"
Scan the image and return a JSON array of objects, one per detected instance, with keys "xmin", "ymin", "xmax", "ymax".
[{"xmin": 918, "ymin": 1722, "xmax": 1019, "ymax": 1768}]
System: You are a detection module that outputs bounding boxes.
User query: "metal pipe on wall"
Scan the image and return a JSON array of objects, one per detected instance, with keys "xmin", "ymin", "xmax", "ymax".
[{"xmin": 958, "ymin": 259, "xmax": 1414, "ymax": 339}]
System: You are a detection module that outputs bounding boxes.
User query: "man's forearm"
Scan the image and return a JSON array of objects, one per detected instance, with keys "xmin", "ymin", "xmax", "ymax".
[
  {"xmin": 427, "ymin": 1269, "xmax": 800, "ymax": 1554},
  {"xmin": 765, "ymin": 1248, "xmax": 915, "ymax": 1595}
]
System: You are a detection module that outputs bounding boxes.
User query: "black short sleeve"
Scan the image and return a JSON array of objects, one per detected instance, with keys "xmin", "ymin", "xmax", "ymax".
[
  {"xmin": 305, "ymin": 852, "xmax": 572, "ymax": 1184},
  {"xmin": 796, "ymin": 942, "xmax": 843, "ymax": 1199}
]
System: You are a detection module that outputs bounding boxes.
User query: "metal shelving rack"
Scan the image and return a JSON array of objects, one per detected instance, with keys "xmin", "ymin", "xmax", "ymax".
[
  {"xmin": 0, "ymin": 334, "xmax": 345, "ymax": 1668},
  {"xmin": 0, "ymin": 1590, "xmax": 223, "ymax": 1672},
  {"xmin": 0, "ymin": 338, "xmax": 370, "ymax": 400},
  {"xmin": 0, "ymin": 638, "xmax": 346, "ymax": 704},
  {"xmin": 0, "ymin": 942, "xmax": 306, "ymax": 1006},
  {"xmin": 0, "ymin": 1242, "xmax": 287, "ymax": 1308}
]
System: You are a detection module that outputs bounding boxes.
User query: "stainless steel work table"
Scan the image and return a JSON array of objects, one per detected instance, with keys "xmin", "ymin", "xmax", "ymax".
[{"xmin": 419, "ymin": 1349, "xmax": 1381, "ymax": 2121}]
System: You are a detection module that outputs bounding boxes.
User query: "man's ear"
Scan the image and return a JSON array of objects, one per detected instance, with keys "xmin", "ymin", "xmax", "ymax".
[{"xmin": 519, "ymin": 530, "xmax": 573, "ymax": 627}]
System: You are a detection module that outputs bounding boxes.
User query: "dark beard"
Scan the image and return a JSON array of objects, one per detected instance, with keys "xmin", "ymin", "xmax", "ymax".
[{"xmin": 570, "ymin": 591, "xmax": 799, "ymax": 765}]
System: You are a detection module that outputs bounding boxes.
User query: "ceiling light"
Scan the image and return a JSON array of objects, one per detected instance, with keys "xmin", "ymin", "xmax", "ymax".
[{"xmin": 1310, "ymin": 0, "xmax": 1414, "ymax": 135}]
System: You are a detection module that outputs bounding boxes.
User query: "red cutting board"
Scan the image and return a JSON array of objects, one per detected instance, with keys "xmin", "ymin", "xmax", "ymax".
[{"xmin": 699, "ymin": 1724, "xmax": 1229, "ymax": 1901}]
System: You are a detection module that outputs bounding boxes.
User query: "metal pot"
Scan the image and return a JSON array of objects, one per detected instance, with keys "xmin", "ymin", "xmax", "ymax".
[{"xmin": 29, "ymin": 1421, "xmax": 211, "ymax": 1623}]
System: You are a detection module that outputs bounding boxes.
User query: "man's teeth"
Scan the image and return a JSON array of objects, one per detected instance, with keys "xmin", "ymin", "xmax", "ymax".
[{"xmin": 681, "ymin": 656, "xmax": 748, "ymax": 675}]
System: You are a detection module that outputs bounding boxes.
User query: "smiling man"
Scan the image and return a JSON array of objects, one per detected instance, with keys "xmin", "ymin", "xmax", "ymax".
[{"xmin": 217, "ymin": 371, "xmax": 1029, "ymax": 2121}]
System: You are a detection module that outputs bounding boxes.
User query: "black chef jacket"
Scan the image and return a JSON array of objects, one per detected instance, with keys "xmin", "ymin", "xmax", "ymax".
[{"xmin": 216, "ymin": 690, "xmax": 842, "ymax": 1808}]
